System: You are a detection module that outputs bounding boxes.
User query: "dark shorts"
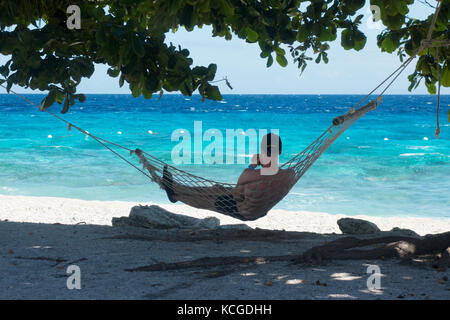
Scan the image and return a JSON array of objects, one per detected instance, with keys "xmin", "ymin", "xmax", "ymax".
[
  {"xmin": 214, "ymin": 194, "xmax": 248, "ymax": 221},
  {"xmin": 213, "ymin": 194, "xmax": 268, "ymax": 221}
]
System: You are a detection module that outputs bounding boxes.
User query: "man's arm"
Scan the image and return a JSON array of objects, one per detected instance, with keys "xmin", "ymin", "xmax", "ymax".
[{"xmin": 249, "ymin": 154, "xmax": 260, "ymax": 169}]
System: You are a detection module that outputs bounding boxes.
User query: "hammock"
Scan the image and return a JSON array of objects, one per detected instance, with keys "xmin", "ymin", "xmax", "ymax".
[{"xmin": 133, "ymin": 99, "xmax": 380, "ymax": 221}]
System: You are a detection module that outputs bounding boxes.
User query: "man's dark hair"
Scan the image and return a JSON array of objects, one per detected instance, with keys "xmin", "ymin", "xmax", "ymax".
[{"xmin": 262, "ymin": 133, "xmax": 282, "ymax": 157}]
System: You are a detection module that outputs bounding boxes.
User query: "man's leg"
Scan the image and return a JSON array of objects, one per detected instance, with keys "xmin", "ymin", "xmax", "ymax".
[
  {"xmin": 137, "ymin": 149, "xmax": 237, "ymax": 213},
  {"xmin": 163, "ymin": 165, "xmax": 234, "ymax": 212}
]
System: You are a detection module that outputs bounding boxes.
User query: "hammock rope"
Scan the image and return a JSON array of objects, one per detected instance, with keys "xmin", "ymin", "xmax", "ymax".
[
  {"xmin": 0, "ymin": 1, "xmax": 447, "ymax": 220},
  {"xmin": 435, "ymin": 45, "xmax": 441, "ymax": 139}
]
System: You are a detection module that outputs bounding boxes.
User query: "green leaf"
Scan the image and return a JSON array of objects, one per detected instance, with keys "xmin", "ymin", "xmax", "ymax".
[
  {"xmin": 354, "ymin": 14, "xmax": 364, "ymax": 25},
  {"xmin": 206, "ymin": 64, "xmax": 217, "ymax": 81},
  {"xmin": 55, "ymin": 90, "xmax": 65, "ymax": 104},
  {"xmin": 61, "ymin": 96, "xmax": 69, "ymax": 114},
  {"xmin": 6, "ymin": 80, "xmax": 12, "ymax": 93},
  {"xmin": 260, "ymin": 51, "xmax": 270, "ymax": 58},
  {"xmin": 180, "ymin": 49, "xmax": 190, "ymax": 57},
  {"xmin": 381, "ymin": 36, "xmax": 396, "ymax": 53},
  {"xmin": 131, "ymin": 83, "xmax": 141, "ymax": 98},
  {"xmin": 119, "ymin": 74, "xmax": 125, "ymax": 88},
  {"xmin": 275, "ymin": 47, "xmax": 286, "ymax": 56},
  {"xmin": 353, "ymin": 31, "xmax": 367, "ymax": 51},
  {"xmin": 441, "ymin": 64, "xmax": 450, "ymax": 87},
  {"xmin": 107, "ymin": 68, "xmax": 120, "ymax": 78},
  {"xmin": 142, "ymin": 88, "xmax": 152, "ymax": 99},
  {"xmin": 245, "ymin": 27, "xmax": 258, "ymax": 42},
  {"xmin": 341, "ymin": 29, "xmax": 354, "ymax": 50},
  {"xmin": 276, "ymin": 54, "xmax": 288, "ymax": 67},
  {"xmin": 40, "ymin": 90, "xmax": 57, "ymax": 111},
  {"xmin": 315, "ymin": 54, "xmax": 321, "ymax": 64},
  {"xmin": 0, "ymin": 66, "xmax": 9, "ymax": 77},
  {"xmin": 426, "ymin": 80, "xmax": 436, "ymax": 94},
  {"xmin": 266, "ymin": 55, "xmax": 274, "ymax": 68},
  {"xmin": 205, "ymin": 85, "xmax": 222, "ymax": 100}
]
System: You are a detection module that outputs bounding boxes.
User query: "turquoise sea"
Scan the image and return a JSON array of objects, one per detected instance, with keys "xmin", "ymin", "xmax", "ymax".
[{"xmin": 0, "ymin": 93, "xmax": 449, "ymax": 218}]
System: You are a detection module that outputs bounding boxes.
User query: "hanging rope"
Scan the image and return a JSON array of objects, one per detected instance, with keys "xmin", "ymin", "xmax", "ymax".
[
  {"xmin": 435, "ymin": 45, "xmax": 441, "ymax": 139},
  {"xmin": 0, "ymin": 84, "xmax": 155, "ymax": 181},
  {"xmin": 421, "ymin": 0, "xmax": 444, "ymax": 139}
]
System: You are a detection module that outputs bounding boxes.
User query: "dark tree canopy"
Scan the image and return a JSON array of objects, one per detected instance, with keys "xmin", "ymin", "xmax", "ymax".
[{"xmin": 0, "ymin": 0, "xmax": 448, "ymax": 113}]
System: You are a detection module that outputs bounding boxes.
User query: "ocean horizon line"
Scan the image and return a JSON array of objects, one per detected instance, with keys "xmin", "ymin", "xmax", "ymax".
[{"xmin": 1, "ymin": 92, "xmax": 448, "ymax": 96}]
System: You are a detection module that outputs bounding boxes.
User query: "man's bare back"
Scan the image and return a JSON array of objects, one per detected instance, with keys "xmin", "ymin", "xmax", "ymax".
[{"xmin": 232, "ymin": 167, "xmax": 295, "ymax": 220}]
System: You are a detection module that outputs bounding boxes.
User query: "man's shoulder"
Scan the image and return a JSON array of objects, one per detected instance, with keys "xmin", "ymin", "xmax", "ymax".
[{"xmin": 243, "ymin": 167, "xmax": 261, "ymax": 177}]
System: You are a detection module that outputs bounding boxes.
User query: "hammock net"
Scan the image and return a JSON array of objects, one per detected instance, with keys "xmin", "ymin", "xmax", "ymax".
[{"xmin": 134, "ymin": 99, "xmax": 380, "ymax": 221}]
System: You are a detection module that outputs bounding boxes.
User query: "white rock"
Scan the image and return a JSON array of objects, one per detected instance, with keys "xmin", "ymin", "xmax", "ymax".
[
  {"xmin": 112, "ymin": 205, "xmax": 220, "ymax": 230},
  {"xmin": 337, "ymin": 218, "xmax": 380, "ymax": 235}
]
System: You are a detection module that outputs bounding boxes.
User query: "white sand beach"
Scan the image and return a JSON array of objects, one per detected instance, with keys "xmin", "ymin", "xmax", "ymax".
[{"xmin": 0, "ymin": 194, "xmax": 449, "ymax": 299}]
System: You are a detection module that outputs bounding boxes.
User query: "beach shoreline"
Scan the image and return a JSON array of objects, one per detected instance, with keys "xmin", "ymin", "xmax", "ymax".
[{"xmin": 1, "ymin": 194, "xmax": 449, "ymax": 235}]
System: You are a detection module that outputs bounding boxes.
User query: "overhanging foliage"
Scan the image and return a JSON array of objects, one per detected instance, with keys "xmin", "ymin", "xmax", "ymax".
[{"xmin": 0, "ymin": 0, "xmax": 448, "ymax": 113}]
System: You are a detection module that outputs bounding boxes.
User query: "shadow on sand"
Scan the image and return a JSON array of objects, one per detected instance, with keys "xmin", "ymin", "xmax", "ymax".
[{"xmin": 0, "ymin": 214, "xmax": 447, "ymax": 300}]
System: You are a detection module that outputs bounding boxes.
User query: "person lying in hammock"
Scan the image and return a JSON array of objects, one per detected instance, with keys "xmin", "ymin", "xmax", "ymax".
[{"xmin": 136, "ymin": 133, "xmax": 295, "ymax": 221}]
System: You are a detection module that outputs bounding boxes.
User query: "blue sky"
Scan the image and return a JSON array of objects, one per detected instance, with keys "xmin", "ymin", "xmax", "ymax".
[{"xmin": 1, "ymin": 1, "xmax": 448, "ymax": 95}]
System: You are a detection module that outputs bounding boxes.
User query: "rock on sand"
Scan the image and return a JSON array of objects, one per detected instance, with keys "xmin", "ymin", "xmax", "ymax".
[{"xmin": 337, "ymin": 217, "xmax": 380, "ymax": 235}]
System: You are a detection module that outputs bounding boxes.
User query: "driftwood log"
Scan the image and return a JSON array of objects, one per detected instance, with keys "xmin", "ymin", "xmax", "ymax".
[{"xmin": 125, "ymin": 231, "xmax": 450, "ymax": 272}]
